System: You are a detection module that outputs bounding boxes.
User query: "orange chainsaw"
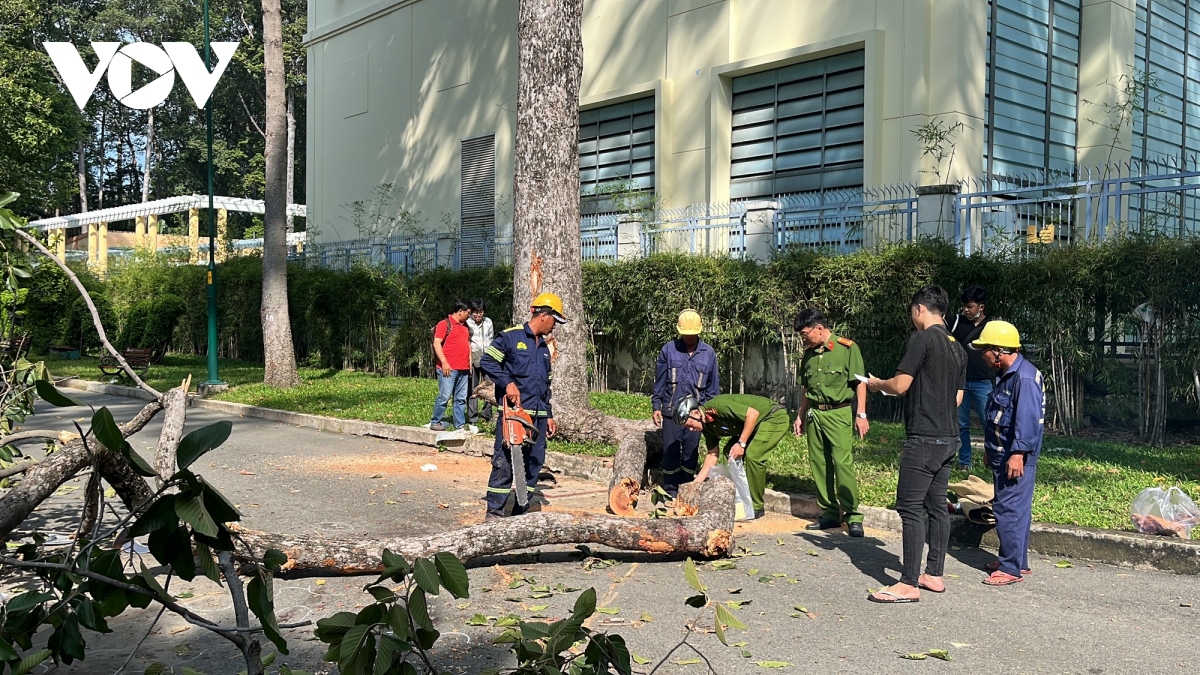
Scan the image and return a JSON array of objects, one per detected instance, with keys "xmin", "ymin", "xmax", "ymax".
[{"xmin": 502, "ymin": 398, "xmax": 540, "ymax": 507}]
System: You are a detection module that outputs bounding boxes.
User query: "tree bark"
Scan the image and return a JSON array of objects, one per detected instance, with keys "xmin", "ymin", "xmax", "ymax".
[
  {"xmin": 76, "ymin": 136, "xmax": 88, "ymax": 213},
  {"xmin": 233, "ymin": 477, "xmax": 734, "ymax": 575},
  {"xmin": 0, "ymin": 398, "xmax": 164, "ymax": 540},
  {"xmin": 153, "ymin": 385, "xmax": 188, "ymax": 487},
  {"xmin": 286, "ymin": 86, "xmax": 295, "ymax": 235},
  {"xmin": 141, "ymin": 107, "xmax": 154, "ymax": 203},
  {"xmin": 260, "ymin": 0, "xmax": 300, "ymax": 389},
  {"xmin": 512, "ymin": 0, "xmax": 587, "ymax": 412}
]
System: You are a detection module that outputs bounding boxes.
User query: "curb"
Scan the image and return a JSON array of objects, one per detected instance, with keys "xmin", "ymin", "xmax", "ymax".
[{"xmin": 56, "ymin": 377, "xmax": 1200, "ymax": 574}]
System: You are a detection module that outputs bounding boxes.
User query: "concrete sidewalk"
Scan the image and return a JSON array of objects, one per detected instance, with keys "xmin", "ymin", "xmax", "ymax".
[{"xmin": 3, "ymin": 389, "xmax": 1198, "ymax": 673}]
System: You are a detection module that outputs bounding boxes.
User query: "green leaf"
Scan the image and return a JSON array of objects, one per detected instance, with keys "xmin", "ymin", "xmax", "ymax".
[
  {"xmin": 387, "ymin": 603, "xmax": 410, "ymax": 641},
  {"xmin": 315, "ymin": 611, "xmax": 357, "ymax": 641},
  {"xmin": 176, "ymin": 421, "xmax": 233, "ymax": 469},
  {"xmin": 262, "ymin": 549, "xmax": 288, "ymax": 572},
  {"xmin": 3, "ymin": 591, "xmax": 53, "ymax": 614},
  {"xmin": 412, "ymin": 558, "xmax": 441, "ymax": 596},
  {"xmin": 175, "ymin": 492, "xmax": 219, "ymax": 538},
  {"xmin": 92, "ymin": 407, "xmax": 157, "ymax": 477},
  {"xmin": 194, "ymin": 541, "xmax": 223, "ymax": 586},
  {"xmin": 0, "ymin": 639, "xmax": 18, "ymax": 661},
  {"xmin": 494, "ymin": 615, "xmax": 520, "ymax": 627},
  {"xmin": 201, "ymin": 482, "xmax": 241, "ymax": 524},
  {"xmin": 572, "ymin": 587, "xmax": 597, "ymax": 619},
  {"xmin": 715, "ymin": 603, "xmax": 747, "ymax": 630},
  {"xmin": 433, "ymin": 551, "xmax": 469, "ymax": 599},
  {"xmin": 675, "ymin": 658, "xmax": 702, "ymax": 665},
  {"xmin": 35, "ymin": 380, "xmax": 79, "ymax": 407},
  {"xmin": 143, "ymin": 663, "xmax": 168, "ymax": 675},
  {"xmin": 1055, "ymin": 559, "xmax": 1074, "ymax": 568},
  {"xmin": 632, "ymin": 653, "xmax": 652, "ymax": 665},
  {"xmin": 465, "ymin": 613, "xmax": 490, "ymax": 626},
  {"xmin": 139, "ymin": 562, "xmax": 170, "ymax": 600},
  {"xmin": 15, "ymin": 650, "xmax": 53, "ymax": 675},
  {"xmin": 367, "ymin": 586, "xmax": 397, "ymax": 603},
  {"xmin": 247, "ymin": 576, "xmax": 288, "ymax": 654},
  {"xmin": 374, "ymin": 633, "xmax": 400, "ymax": 675},
  {"xmin": 0, "ymin": 192, "xmax": 18, "ymax": 208},
  {"xmin": 683, "ymin": 557, "xmax": 705, "ymax": 592},
  {"xmin": 408, "ymin": 586, "xmax": 433, "ymax": 630},
  {"xmin": 131, "ymin": 495, "xmax": 179, "ymax": 536},
  {"xmin": 414, "ymin": 627, "xmax": 439, "ymax": 650},
  {"xmin": 337, "ymin": 624, "xmax": 371, "ymax": 673},
  {"xmin": 899, "ymin": 653, "xmax": 929, "ymax": 660},
  {"xmin": 755, "ymin": 661, "xmax": 790, "ymax": 668},
  {"xmin": 714, "ymin": 616, "xmax": 727, "ymax": 645},
  {"xmin": 928, "ymin": 648, "xmax": 951, "ymax": 661},
  {"xmin": 595, "ymin": 607, "xmax": 619, "ymax": 615}
]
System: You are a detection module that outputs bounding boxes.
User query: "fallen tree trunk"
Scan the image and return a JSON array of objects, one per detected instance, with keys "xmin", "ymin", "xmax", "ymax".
[
  {"xmin": 234, "ymin": 476, "xmax": 734, "ymax": 575},
  {"xmin": 0, "ymin": 397, "xmax": 164, "ymax": 540}
]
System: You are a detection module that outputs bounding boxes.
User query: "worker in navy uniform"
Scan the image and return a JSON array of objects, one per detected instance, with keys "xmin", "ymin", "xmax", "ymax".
[
  {"xmin": 479, "ymin": 292, "xmax": 567, "ymax": 518},
  {"xmin": 651, "ymin": 309, "xmax": 720, "ymax": 498},
  {"xmin": 971, "ymin": 321, "xmax": 1045, "ymax": 585}
]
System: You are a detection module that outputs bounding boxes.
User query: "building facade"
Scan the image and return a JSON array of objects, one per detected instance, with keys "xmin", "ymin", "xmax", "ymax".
[{"xmin": 305, "ymin": 0, "xmax": 1196, "ymax": 247}]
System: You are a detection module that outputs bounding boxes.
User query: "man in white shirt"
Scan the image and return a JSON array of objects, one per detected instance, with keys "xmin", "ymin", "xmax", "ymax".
[{"xmin": 467, "ymin": 299, "xmax": 495, "ymax": 424}]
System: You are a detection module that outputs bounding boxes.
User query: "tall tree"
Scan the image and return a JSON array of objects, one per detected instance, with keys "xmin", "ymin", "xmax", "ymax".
[
  {"xmin": 260, "ymin": 0, "xmax": 299, "ymax": 387},
  {"xmin": 511, "ymin": 0, "xmax": 651, "ymax": 451}
]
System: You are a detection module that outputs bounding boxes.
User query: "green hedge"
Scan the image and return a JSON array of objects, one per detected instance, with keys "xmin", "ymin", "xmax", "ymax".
[{"xmin": 22, "ymin": 237, "xmax": 1200, "ymax": 430}]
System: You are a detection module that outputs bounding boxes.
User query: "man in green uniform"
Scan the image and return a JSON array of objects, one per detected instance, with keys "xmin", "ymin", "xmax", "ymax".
[
  {"xmin": 793, "ymin": 308, "xmax": 869, "ymax": 537},
  {"xmin": 677, "ymin": 393, "xmax": 790, "ymax": 518}
]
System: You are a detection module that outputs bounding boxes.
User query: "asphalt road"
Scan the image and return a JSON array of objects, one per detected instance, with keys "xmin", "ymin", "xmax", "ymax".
[{"xmin": 3, "ymin": 390, "xmax": 1198, "ymax": 674}]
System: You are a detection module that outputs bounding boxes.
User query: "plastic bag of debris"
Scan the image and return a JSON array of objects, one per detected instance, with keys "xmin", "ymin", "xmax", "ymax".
[
  {"xmin": 711, "ymin": 458, "xmax": 756, "ymax": 521},
  {"xmin": 1130, "ymin": 486, "xmax": 1200, "ymax": 538}
]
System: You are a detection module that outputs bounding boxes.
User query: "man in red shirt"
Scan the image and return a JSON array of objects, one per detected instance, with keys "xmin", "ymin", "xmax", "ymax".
[{"xmin": 429, "ymin": 300, "xmax": 472, "ymax": 431}]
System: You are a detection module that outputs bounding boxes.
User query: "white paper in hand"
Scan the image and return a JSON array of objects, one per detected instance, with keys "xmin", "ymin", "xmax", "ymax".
[{"xmin": 857, "ymin": 374, "xmax": 895, "ymax": 396}]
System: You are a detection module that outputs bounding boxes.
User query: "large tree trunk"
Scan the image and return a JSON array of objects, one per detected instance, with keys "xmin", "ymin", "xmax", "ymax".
[
  {"xmin": 285, "ymin": 86, "xmax": 295, "ymax": 234},
  {"xmin": 260, "ymin": 0, "xmax": 300, "ymax": 389},
  {"xmin": 512, "ymin": 0, "xmax": 660, "ymax": 513},
  {"xmin": 0, "ymin": 398, "xmax": 164, "ymax": 540},
  {"xmin": 234, "ymin": 477, "xmax": 734, "ymax": 575}
]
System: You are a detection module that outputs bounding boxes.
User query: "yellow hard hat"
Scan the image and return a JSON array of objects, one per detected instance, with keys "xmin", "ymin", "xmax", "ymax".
[
  {"xmin": 971, "ymin": 320, "xmax": 1021, "ymax": 350},
  {"xmin": 677, "ymin": 309, "xmax": 703, "ymax": 335},
  {"xmin": 531, "ymin": 292, "xmax": 569, "ymax": 323}
]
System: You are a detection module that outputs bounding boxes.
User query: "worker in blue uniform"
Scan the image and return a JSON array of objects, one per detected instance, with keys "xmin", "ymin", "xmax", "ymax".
[
  {"xmin": 651, "ymin": 309, "xmax": 720, "ymax": 498},
  {"xmin": 479, "ymin": 292, "xmax": 567, "ymax": 518},
  {"xmin": 971, "ymin": 321, "xmax": 1045, "ymax": 585}
]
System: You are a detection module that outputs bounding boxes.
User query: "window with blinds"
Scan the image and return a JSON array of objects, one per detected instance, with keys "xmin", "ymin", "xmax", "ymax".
[
  {"xmin": 984, "ymin": 0, "xmax": 1081, "ymax": 181},
  {"xmin": 460, "ymin": 135, "xmax": 496, "ymax": 268},
  {"xmin": 729, "ymin": 50, "xmax": 865, "ymax": 200},
  {"xmin": 578, "ymin": 96, "xmax": 655, "ymax": 214},
  {"xmin": 1133, "ymin": 0, "xmax": 1200, "ymax": 163}
]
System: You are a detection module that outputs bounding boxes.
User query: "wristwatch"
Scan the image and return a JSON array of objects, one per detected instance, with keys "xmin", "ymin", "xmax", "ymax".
[
  {"xmin": 856, "ymin": 412, "xmax": 868, "ymax": 419},
  {"xmin": 735, "ymin": 440, "xmax": 747, "ymax": 449}
]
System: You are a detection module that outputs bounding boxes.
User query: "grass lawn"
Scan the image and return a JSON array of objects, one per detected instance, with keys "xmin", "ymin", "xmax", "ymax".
[{"xmin": 44, "ymin": 354, "xmax": 1200, "ymax": 535}]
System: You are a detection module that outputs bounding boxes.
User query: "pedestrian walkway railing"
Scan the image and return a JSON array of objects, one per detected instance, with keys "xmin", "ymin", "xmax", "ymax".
[{"xmin": 303, "ymin": 158, "xmax": 1200, "ymax": 272}]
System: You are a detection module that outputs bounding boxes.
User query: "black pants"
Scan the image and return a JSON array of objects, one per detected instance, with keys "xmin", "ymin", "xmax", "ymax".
[
  {"xmin": 468, "ymin": 364, "xmax": 492, "ymax": 423},
  {"xmin": 895, "ymin": 435, "xmax": 956, "ymax": 587}
]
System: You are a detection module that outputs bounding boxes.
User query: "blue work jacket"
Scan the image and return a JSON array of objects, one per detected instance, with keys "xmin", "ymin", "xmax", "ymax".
[
  {"xmin": 652, "ymin": 338, "xmax": 720, "ymax": 413},
  {"xmin": 983, "ymin": 353, "xmax": 1045, "ymax": 469},
  {"xmin": 480, "ymin": 323, "xmax": 554, "ymax": 417}
]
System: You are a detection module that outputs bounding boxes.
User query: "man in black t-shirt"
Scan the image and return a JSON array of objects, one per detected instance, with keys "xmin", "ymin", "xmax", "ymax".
[
  {"xmin": 867, "ymin": 285, "xmax": 966, "ymax": 604},
  {"xmin": 947, "ymin": 285, "xmax": 993, "ymax": 470}
]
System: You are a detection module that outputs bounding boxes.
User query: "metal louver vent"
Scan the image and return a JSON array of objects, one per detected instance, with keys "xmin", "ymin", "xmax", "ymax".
[{"xmin": 461, "ymin": 134, "xmax": 496, "ymax": 268}]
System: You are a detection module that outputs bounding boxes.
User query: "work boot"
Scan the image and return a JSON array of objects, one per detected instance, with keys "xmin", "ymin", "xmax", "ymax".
[{"xmin": 847, "ymin": 522, "xmax": 864, "ymax": 537}]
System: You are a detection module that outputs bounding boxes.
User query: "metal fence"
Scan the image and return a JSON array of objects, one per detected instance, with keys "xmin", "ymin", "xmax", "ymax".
[{"xmin": 301, "ymin": 159, "xmax": 1200, "ymax": 273}]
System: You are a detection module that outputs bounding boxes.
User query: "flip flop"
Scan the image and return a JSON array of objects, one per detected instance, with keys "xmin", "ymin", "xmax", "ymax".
[
  {"xmin": 985, "ymin": 561, "xmax": 1031, "ymax": 575},
  {"xmin": 982, "ymin": 571, "xmax": 1023, "ymax": 586},
  {"xmin": 867, "ymin": 590, "xmax": 919, "ymax": 604}
]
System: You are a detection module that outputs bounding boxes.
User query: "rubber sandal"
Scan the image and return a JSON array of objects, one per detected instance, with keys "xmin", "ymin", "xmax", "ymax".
[
  {"xmin": 867, "ymin": 590, "xmax": 919, "ymax": 604},
  {"xmin": 982, "ymin": 571, "xmax": 1023, "ymax": 586},
  {"xmin": 985, "ymin": 561, "xmax": 1031, "ymax": 575}
]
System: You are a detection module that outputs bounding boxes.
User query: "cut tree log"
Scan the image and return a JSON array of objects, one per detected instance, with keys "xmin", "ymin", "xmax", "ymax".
[
  {"xmin": 233, "ymin": 476, "xmax": 735, "ymax": 575},
  {"xmin": 471, "ymin": 384, "xmax": 662, "ymax": 516},
  {"xmin": 0, "ymin": 396, "xmax": 164, "ymax": 540}
]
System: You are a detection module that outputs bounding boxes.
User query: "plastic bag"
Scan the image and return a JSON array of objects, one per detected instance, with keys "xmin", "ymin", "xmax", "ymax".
[
  {"xmin": 710, "ymin": 458, "xmax": 756, "ymax": 521},
  {"xmin": 1130, "ymin": 486, "xmax": 1200, "ymax": 538}
]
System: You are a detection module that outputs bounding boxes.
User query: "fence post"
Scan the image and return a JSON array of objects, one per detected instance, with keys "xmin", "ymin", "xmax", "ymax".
[
  {"xmin": 617, "ymin": 215, "xmax": 643, "ymax": 261},
  {"xmin": 741, "ymin": 200, "xmax": 778, "ymax": 261},
  {"xmin": 915, "ymin": 184, "xmax": 961, "ymax": 248}
]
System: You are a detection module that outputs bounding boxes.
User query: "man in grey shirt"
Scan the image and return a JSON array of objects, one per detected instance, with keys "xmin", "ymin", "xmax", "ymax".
[{"xmin": 467, "ymin": 299, "xmax": 495, "ymax": 424}]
